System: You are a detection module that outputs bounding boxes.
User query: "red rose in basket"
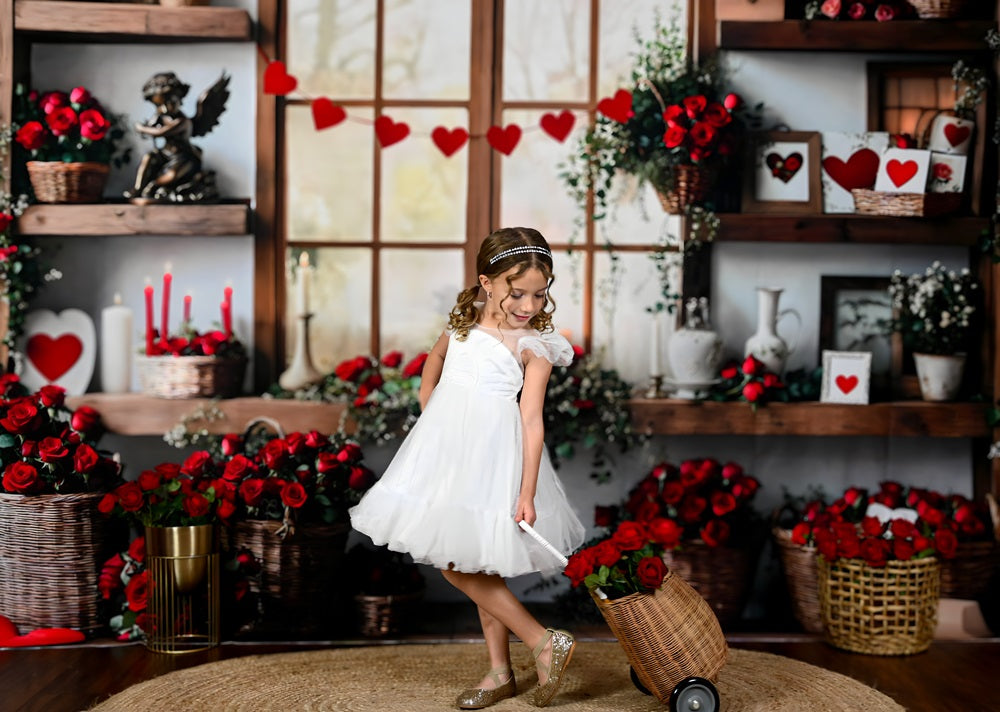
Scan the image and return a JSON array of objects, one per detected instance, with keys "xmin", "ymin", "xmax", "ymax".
[{"xmin": 563, "ymin": 519, "xmax": 675, "ymax": 599}]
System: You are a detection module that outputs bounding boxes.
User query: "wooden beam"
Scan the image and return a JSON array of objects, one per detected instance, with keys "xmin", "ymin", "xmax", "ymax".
[
  {"xmin": 718, "ymin": 20, "xmax": 995, "ymax": 53},
  {"xmin": 15, "ymin": 203, "xmax": 251, "ymax": 236},
  {"xmin": 714, "ymin": 214, "xmax": 988, "ymax": 245}
]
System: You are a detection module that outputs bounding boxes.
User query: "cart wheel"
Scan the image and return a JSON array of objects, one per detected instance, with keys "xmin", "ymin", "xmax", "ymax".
[
  {"xmin": 629, "ymin": 666, "xmax": 652, "ymax": 696},
  {"xmin": 669, "ymin": 677, "xmax": 719, "ymax": 712}
]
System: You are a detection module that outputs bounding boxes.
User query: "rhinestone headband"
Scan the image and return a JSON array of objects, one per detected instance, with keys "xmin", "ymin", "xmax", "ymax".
[{"xmin": 488, "ymin": 246, "xmax": 552, "ymax": 265}]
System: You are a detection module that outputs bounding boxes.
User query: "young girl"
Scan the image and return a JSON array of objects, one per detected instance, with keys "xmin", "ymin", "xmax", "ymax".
[{"xmin": 350, "ymin": 227, "xmax": 585, "ymax": 709}]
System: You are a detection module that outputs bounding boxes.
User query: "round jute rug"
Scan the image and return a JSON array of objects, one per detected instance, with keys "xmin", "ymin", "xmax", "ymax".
[{"xmin": 89, "ymin": 642, "xmax": 904, "ymax": 711}]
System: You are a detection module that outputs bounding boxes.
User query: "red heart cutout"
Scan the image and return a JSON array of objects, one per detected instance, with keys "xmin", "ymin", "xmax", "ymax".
[
  {"xmin": 431, "ymin": 126, "xmax": 469, "ymax": 157},
  {"xmin": 1, "ymin": 628, "xmax": 86, "ymax": 647},
  {"xmin": 262, "ymin": 60, "xmax": 297, "ymax": 96},
  {"xmin": 540, "ymin": 110, "xmax": 575, "ymax": 142},
  {"xmin": 597, "ymin": 89, "xmax": 633, "ymax": 124},
  {"xmin": 886, "ymin": 159, "xmax": 919, "ymax": 188},
  {"xmin": 26, "ymin": 333, "xmax": 83, "ymax": 382},
  {"xmin": 374, "ymin": 115, "xmax": 410, "ymax": 148},
  {"xmin": 487, "ymin": 124, "xmax": 522, "ymax": 156},
  {"xmin": 311, "ymin": 97, "xmax": 346, "ymax": 131},
  {"xmin": 822, "ymin": 148, "xmax": 880, "ymax": 191},
  {"xmin": 765, "ymin": 152, "xmax": 803, "ymax": 183},
  {"xmin": 835, "ymin": 374, "xmax": 859, "ymax": 394},
  {"xmin": 0, "ymin": 615, "xmax": 18, "ymax": 641},
  {"xmin": 943, "ymin": 123, "xmax": 971, "ymax": 147}
]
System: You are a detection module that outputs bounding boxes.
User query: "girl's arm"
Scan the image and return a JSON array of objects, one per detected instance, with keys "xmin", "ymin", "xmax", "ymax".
[
  {"xmin": 514, "ymin": 351, "xmax": 554, "ymax": 526},
  {"xmin": 418, "ymin": 331, "xmax": 450, "ymax": 410}
]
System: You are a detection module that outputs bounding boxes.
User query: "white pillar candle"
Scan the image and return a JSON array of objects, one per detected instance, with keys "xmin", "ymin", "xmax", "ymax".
[
  {"xmin": 650, "ymin": 310, "xmax": 662, "ymax": 377},
  {"xmin": 101, "ymin": 293, "xmax": 133, "ymax": 393},
  {"xmin": 297, "ymin": 252, "xmax": 311, "ymax": 315}
]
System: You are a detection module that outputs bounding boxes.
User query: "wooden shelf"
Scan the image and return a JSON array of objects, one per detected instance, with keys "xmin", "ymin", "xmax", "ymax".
[
  {"xmin": 718, "ymin": 20, "xmax": 995, "ymax": 53},
  {"xmin": 629, "ymin": 399, "xmax": 991, "ymax": 438},
  {"xmin": 66, "ymin": 394, "xmax": 345, "ymax": 436},
  {"xmin": 14, "ymin": 1, "xmax": 254, "ymax": 41},
  {"xmin": 16, "ymin": 202, "xmax": 252, "ymax": 236},
  {"xmin": 714, "ymin": 214, "xmax": 989, "ymax": 245}
]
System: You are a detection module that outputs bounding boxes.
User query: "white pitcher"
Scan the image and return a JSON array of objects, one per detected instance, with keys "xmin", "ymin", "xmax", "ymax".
[{"xmin": 743, "ymin": 287, "xmax": 801, "ymax": 375}]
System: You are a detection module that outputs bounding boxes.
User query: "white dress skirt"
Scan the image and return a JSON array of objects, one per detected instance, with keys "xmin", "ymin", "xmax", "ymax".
[{"xmin": 349, "ymin": 325, "xmax": 585, "ymax": 578}]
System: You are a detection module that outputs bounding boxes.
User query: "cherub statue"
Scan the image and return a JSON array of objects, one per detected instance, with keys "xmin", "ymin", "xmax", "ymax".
[{"xmin": 125, "ymin": 71, "xmax": 230, "ymax": 204}]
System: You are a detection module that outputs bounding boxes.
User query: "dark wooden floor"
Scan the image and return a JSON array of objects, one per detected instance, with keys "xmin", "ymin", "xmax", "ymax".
[{"xmin": 2, "ymin": 603, "xmax": 998, "ymax": 712}]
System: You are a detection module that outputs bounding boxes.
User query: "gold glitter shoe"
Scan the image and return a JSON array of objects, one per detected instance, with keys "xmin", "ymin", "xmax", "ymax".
[
  {"xmin": 531, "ymin": 628, "xmax": 575, "ymax": 707},
  {"xmin": 455, "ymin": 666, "xmax": 516, "ymax": 710}
]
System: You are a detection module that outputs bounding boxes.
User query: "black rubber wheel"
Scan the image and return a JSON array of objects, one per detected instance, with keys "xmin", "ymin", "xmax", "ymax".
[
  {"xmin": 669, "ymin": 677, "xmax": 720, "ymax": 712},
  {"xmin": 629, "ymin": 666, "xmax": 653, "ymax": 696}
]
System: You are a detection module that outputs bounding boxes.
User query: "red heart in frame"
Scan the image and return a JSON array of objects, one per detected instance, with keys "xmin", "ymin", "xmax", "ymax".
[
  {"xmin": 26, "ymin": 333, "xmax": 83, "ymax": 382},
  {"xmin": 886, "ymin": 159, "xmax": 919, "ymax": 188},
  {"xmin": 311, "ymin": 97, "xmax": 346, "ymax": 131},
  {"xmin": 835, "ymin": 374, "xmax": 859, "ymax": 394},
  {"xmin": 540, "ymin": 110, "xmax": 575, "ymax": 142},
  {"xmin": 263, "ymin": 60, "xmax": 298, "ymax": 96},
  {"xmin": 487, "ymin": 124, "xmax": 522, "ymax": 156},
  {"xmin": 431, "ymin": 127, "xmax": 469, "ymax": 157},
  {"xmin": 597, "ymin": 89, "xmax": 633, "ymax": 124},
  {"xmin": 822, "ymin": 148, "xmax": 880, "ymax": 191},
  {"xmin": 943, "ymin": 123, "xmax": 971, "ymax": 147},
  {"xmin": 374, "ymin": 115, "xmax": 410, "ymax": 148},
  {"xmin": 765, "ymin": 152, "xmax": 803, "ymax": 183}
]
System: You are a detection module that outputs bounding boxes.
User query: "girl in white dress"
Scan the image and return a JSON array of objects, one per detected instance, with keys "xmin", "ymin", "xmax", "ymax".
[{"xmin": 350, "ymin": 227, "xmax": 585, "ymax": 709}]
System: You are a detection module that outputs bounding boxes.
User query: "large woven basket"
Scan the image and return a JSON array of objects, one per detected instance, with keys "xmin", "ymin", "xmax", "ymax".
[
  {"xmin": 135, "ymin": 354, "xmax": 246, "ymax": 398},
  {"xmin": 230, "ymin": 519, "xmax": 349, "ymax": 635},
  {"xmin": 818, "ymin": 556, "xmax": 940, "ymax": 656},
  {"xmin": 771, "ymin": 527, "xmax": 823, "ymax": 633},
  {"xmin": 655, "ymin": 164, "xmax": 712, "ymax": 214},
  {"xmin": 590, "ymin": 570, "xmax": 728, "ymax": 703},
  {"xmin": 851, "ymin": 189, "xmax": 961, "ymax": 218},
  {"xmin": 354, "ymin": 589, "xmax": 424, "ymax": 637},
  {"xmin": 0, "ymin": 492, "xmax": 118, "ymax": 634},
  {"xmin": 661, "ymin": 541, "xmax": 757, "ymax": 627},
  {"xmin": 909, "ymin": 0, "xmax": 965, "ymax": 18},
  {"xmin": 26, "ymin": 161, "xmax": 110, "ymax": 203}
]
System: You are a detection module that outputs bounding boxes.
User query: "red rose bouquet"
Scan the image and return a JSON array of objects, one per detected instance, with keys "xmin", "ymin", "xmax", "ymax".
[
  {"xmin": 563, "ymin": 520, "xmax": 674, "ymax": 599},
  {"xmin": 709, "ymin": 355, "xmax": 786, "ymax": 410},
  {"xmin": 0, "ymin": 381, "xmax": 123, "ymax": 495}
]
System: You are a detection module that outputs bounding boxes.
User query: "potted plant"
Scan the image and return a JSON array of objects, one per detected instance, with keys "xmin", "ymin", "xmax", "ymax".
[{"xmin": 886, "ymin": 261, "xmax": 978, "ymax": 401}]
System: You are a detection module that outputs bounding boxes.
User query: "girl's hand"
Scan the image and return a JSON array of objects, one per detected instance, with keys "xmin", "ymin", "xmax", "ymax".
[{"xmin": 514, "ymin": 496, "xmax": 536, "ymax": 527}]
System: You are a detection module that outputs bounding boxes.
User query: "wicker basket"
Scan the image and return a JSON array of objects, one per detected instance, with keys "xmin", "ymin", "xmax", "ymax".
[
  {"xmin": 655, "ymin": 164, "xmax": 713, "ymax": 214},
  {"xmin": 135, "ymin": 354, "xmax": 246, "ymax": 398},
  {"xmin": 661, "ymin": 541, "xmax": 757, "ymax": 627},
  {"xmin": 230, "ymin": 519, "xmax": 349, "ymax": 635},
  {"xmin": 354, "ymin": 590, "xmax": 424, "ymax": 637},
  {"xmin": 590, "ymin": 570, "xmax": 728, "ymax": 703},
  {"xmin": 26, "ymin": 161, "xmax": 110, "ymax": 203},
  {"xmin": 0, "ymin": 492, "xmax": 118, "ymax": 634},
  {"xmin": 851, "ymin": 189, "xmax": 961, "ymax": 218},
  {"xmin": 771, "ymin": 527, "xmax": 823, "ymax": 633},
  {"xmin": 909, "ymin": 0, "xmax": 965, "ymax": 18},
  {"xmin": 818, "ymin": 556, "xmax": 940, "ymax": 656}
]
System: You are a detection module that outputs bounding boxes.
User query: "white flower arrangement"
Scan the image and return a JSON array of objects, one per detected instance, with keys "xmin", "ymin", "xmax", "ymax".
[{"xmin": 888, "ymin": 261, "xmax": 978, "ymax": 356}]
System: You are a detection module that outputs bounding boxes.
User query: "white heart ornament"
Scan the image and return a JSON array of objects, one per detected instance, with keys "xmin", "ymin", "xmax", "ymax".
[{"xmin": 19, "ymin": 309, "xmax": 97, "ymax": 396}]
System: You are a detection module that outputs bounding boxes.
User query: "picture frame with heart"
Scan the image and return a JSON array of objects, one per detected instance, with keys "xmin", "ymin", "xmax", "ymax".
[
  {"xmin": 873, "ymin": 147, "xmax": 931, "ymax": 193},
  {"xmin": 820, "ymin": 131, "xmax": 890, "ymax": 213},
  {"xmin": 742, "ymin": 130, "xmax": 822, "ymax": 214},
  {"xmin": 820, "ymin": 350, "xmax": 872, "ymax": 405}
]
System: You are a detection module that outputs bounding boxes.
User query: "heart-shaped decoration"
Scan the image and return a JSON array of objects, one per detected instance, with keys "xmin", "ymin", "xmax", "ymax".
[
  {"xmin": 311, "ymin": 97, "xmax": 346, "ymax": 131},
  {"xmin": 835, "ymin": 374, "xmax": 858, "ymax": 394},
  {"xmin": 431, "ymin": 126, "xmax": 469, "ymax": 157},
  {"xmin": 943, "ymin": 123, "xmax": 971, "ymax": 147},
  {"xmin": 597, "ymin": 89, "xmax": 633, "ymax": 124},
  {"xmin": 0, "ymin": 615, "xmax": 85, "ymax": 648},
  {"xmin": 27, "ymin": 334, "xmax": 82, "ymax": 382},
  {"xmin": 374, "ymin": 115, "xmax": 410, "ymax": 148},
  {"xmin": 20, "ymin": 309, "xmax": 96, "ymax": 396},
  {"xmin": 540, "ymin": 110, "xmax": 575, "ymax": 142},
  {"xmin": 886, "ymin": 159, "xmax": 918, "ymax": 188},
  {"xmin": 765, "ymin": 152, "xmax": 803, "ymax": 183},
  {"xmin": 822, "ymin": 148, "xmax": 880, "ymax": 192},
  {"xmin": 487, "ymin": 124, "xmax": 522, "ymax": 156},
  {"xmin": 263, "ymin": 60, "xmax": 298, "ymax": 96}
]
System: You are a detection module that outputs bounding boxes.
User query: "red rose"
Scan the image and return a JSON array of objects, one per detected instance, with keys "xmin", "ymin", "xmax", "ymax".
[
  {"xmin": 348, "ymin": 465, "xmax": 375, "ymax": 491},
  {"xmin": 220, "ymin": 433, "xmax": 242, "ymax": 457},
  {"xmin": 136, "ymin": 470, "xmax": 161, "ymax": 492},
  {"xmin": 710, "ymin": 491, "xmax": 737, "ymax": 517},
  {"xmin": 584, "ymin": 541, "xmax": 617, "ymax": 568},
  {"xmin": 720, "ymin": 364, "xmax": 738, "ymax": 380},
  {"xmin": 593, "ymin": 505, "xmax": 616, "ymax": 528},
  {"xmin": 381, "ymin": 350, "xmax": 404, "ymax": 368},
  {"xmin": 889, "ymin": 519, "xmax": 917, "ymax": 539},
  {"xmin": 679, "ymin": 495, "xmax": 707, "ymax": 523},
  {"xmin": 723, "ymin": 93, "xmax": 742, "ymax": 111},
  {"xmin": 663, "ymin": 124, "xmax": 687, "ymax": 149},
  {"xmin": 180, "ymin": 450, "xmax": 212, "ymax": 477},
  {"xmin": 97, "ymin": 492, "xmax": 117, "ymax": 514},
  {"xmin": 633, "ymin": 499, "xmax": 660, "ymax": 522},
  {"xmin": 648, "ymin": 517, "xmax": 682, "ymax": 548},
  {"xmin": 336, "ymin": 442, "xmax": 363, "ymax": 464},
  {"xmin": 682, "ymin": 94, "xmax": 708, "ymax": 119},
  {"xmin": 934, "ymin": 528, "xmax": 958, "ymax": 559},
  {"xmin": 791, "ymin": 522, "xmax": 812, "ymax": 546},
  {"xmin": 98, "ymin": 553, "xmax": 125, "ymax": 600},
  {"xmin": 239, "ymin": 478, "xmax": 266, "ymax": 507},
  {"xmin": 861, "ymin": 515, "xmax": 884, "ymax": 537},
  {"xmin": 912, "ymin": 534, "xmax": 932, "ymax": 553},
  {"xmin": 128, "ymin": 536, "xmax": 145, "ymax": 564},
  {"xmin": 730, "ymin": 474, "xmax": 759, "ymax": 500},
  {"xmin": 217, "ymin": 499, "xmax": 236, "ymax": 521},
  {"xmin": 155, "ymin": 462, "xmax": 181, "ymax": 480},
  {"xmin": 261, "ymin": 439, "xmax": 289, "ymax": 470},
  {"xmin": 847, "ymin": 2, "xmax": 867, "ymax": 19},
  {"xmin": 45, "ymin": 106, "xmax": 78, "ymax": 137},
  {"xmin": 874, "ymin": 3, "xmax": 895, "ymax": 21},
  {"xmin": 860, "ymin": 537, "xmax": 889, "ymax": 567},
  {"xmin": 741, "ymin": 355, "xmax": 763, "ymax": 376},
  {"xmin": 661, "ymin": 480, "xmax": 684, "ymax": 505},
  {"xmin": 402, "ymin": 353, "xmax": 428, "ymax": 378},
  {"xmin": 334, "ymin": 355, "xmax": 371, "ymax": 382},
  {"xmin": 700, "ymin": 519, "xmax": 731, "ymax": 547},
  {"xmin": 71, "ymin": 443, "xmax": 99, "ymax": 474},
  {"xmin": 223, "ymin": 454, "xmax": 256, "ymax": 482},
  {"xmin": 14, "ymin": 121, "xmax": 47, "ymax": 151},
  {"xmin": 821, "ymin": 0, "xmax": 842, "ymax": 18},
  {"xmin": 563, "ymin": 551, "xmax": 594, "ymax": 587},
  {"xmin": 125, "ymin": 570, "xmax": 148, "ymax": 612},
  {"xmin": 893, "ymin": 538, "xmax": 915, "ymax": 561},
  {"xmin": 79, "ymin": 108, "xmax": 110, "ymax": 141},
  {"xmin": 817, "ymin": 537, "xmax": 838, "ymax": 561},
  {"xmin": 183, "ymin": 493, "xmax": 211, "ymax": 518},
  {"xmin": 0, "ymin": 213, "xmax": 12, "ymax": 235},
  {"xmin": 114, "ymin": 481, "xmax": 145, "ymax": 512},
  {"xmin": 702, "ymin": 102, "xmax": 731, "ymax": 128},
  {"xmin": 837, "ymin": 533, "xmax": 861, "ymax": 559},
  {"xmin": 2, "ymin": 462, "xmax": 43, "ymax": 494},
  {"xmin": 37, "ymin": 437, "xmax": 69, "ymax": 463},
  {"xmin": 316, "ymin": 452, "xmax": 342, "ymax": 474},
  {"xmin": 635, "ymin": 555, "xmax": 668, "ymax": 590},
  {"xmin": 689, "ymin": 121, "xmax": 717, "ymax": 148},
  {"xmin": 762, "ymin": 373, "xmax": 782, "ymax": 389},
  {"xmin": 743, "ymin": 381, "xmax": 766, "ymax": 403},
  {"xmin": 689, "ymin": 146, "xmax": 710, "ymax": 163},
  {"xmin": 305, "ymin": 431, "xmax": 329, "ymax": 449},
  {"xmin": 281, "ymin": 481, "xmax": 308, "ymax": 508},
  {"xmin": 69, "ymin": 86, "xmax": 91, "ymax": 105},
  {"xmin": 39, "ymin": 91, "xmax": 69, "ymax": 115},
  {"xmin": 1, "ymin": 400, "xmax": 40, "ymax": 434},
  {"xmin": 662, "ymin": 104, "xmax": 686, "ymax": 127},
  {"xmin": 611, "ymin": 521, "xmax": 647, "ymax": 551},
  {"xmin": 37, "ymin": 385, "xmax": 66, "ymax": 408},
  {"xmin": 70, "ymin": 405, "xmax": 101, "ymax": 434}
]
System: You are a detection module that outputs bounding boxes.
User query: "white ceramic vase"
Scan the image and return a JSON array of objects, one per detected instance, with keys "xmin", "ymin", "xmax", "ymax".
[
  {"xmin": 743, "ymin": 287, "xmax": 801, "ymax": 375},
  {"xmin": 913, "ymin": 352, "xmax": 966, "ymax": 402}
]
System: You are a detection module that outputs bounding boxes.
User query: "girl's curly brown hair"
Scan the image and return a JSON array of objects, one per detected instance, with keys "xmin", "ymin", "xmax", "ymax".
[{"xmin": 448, "ymin": 227, "xmax": 556, "ymax": 341}]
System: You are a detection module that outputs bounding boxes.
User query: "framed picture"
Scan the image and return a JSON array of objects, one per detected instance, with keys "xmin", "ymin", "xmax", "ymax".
[
  {"xmin": 742, "ymin": 130, "xmax": 822, "ymax": 214},
  {"xmin": 820, "ymin": 131, "xmax": 890, "ymax": 213},
  {"xmin": 818, "ymin": 276, "xmax": 896, "ymax": 400},
  {"xmin": 821, "ymin": 350, "xmax": 872, "ymax": 405},
  {"xmin": 874, "ymin": 147, "xmax": 931, "ymax": 193}
]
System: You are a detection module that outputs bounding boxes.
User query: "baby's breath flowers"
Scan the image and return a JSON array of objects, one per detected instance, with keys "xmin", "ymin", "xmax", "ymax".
[{"xmin": 887, "ymin": 262, "xmax": 978, "ymax": 356}]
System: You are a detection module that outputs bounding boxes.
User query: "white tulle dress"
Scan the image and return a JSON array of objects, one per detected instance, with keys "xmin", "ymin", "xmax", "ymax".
[{"xmin": 349, "ymin": 324, "xmax": 585, "ymax": 578}]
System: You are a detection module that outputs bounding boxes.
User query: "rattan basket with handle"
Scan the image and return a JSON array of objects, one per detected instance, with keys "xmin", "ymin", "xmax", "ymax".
[
  {"xmin": 771, "ymin": 527, "xmax": 823, "ymax": 633},
  {"xmin": 940, "ymin": 492, "xmax": 1000, "ymax": 599},
  {"xmin": 590, "ymin": 570, "xmax": 728, "ymax": 703},
  {"xmin": 135, "ymin": 354, "xmax": 246, "ymax": 398},
  {"xmin": 354, "ymin": 590, "xmax": 424, "ymax": 637},
  {"xmin": 26, "ymin": 161, "xmax": 110, "ymax": 203},
  {"xmin": 851, "ymin": 188, "xmax": 961, "ymax": 218}
]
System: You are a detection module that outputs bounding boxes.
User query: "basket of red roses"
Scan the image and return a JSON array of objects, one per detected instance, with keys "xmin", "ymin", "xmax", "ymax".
[
  {"xmin": 135, "ymin": 327, "xmax": 247, "ymax": 399},
  {"xmin": 0, "ymin": 381, "xmax": 124, "ymax": 634}
]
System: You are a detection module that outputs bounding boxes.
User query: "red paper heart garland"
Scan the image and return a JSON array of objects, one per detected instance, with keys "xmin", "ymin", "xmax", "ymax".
[
  {"xmin": 311, "ymin": 98, "xmax": 346, "ymax": 131},
  {"xmin": 822, "ymin": 148, "xmax": 880, "ymax": 192},
  {"xmin": 263, "ymin": 60, "xmax": 297, "ymax": 96},
  {"xmin": 26, "ymin": 333, "xmax": 83, "ymax": 382},
  {"xmin": 835, "ymin": 374, "xmax": 859, "ymax": 394},
  {"xmin": 540, "ymin": 110, "xmax": 575, "ymax": 142},
  {"xmin": 487, "ymin": 124, "xmax": 522, "ymax": 155},
  {"xmin": 374, "ymin": 116, "xmax": 410, "ymax": 147},
  {"xmin": 431, "ymin": 127, "xmax": 469, "ymax": 157},
  {"xmin": 597, "ymin": 89, "xmax": 633, "ymax": 124},
  {"xmin": 886, "ymin": 159, "xmax": 919, "ymax": 188}
]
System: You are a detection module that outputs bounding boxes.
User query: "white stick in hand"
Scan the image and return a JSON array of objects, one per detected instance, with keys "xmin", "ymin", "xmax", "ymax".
[{"xmin": 518, "ymin": 520, "xmax": 569, "ymax": 567}]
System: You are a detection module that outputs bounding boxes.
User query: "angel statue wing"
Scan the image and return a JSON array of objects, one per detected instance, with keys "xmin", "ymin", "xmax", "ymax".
[{"xmin": 192, "ymin": 71, "xmax": 231, "ymax": 138}]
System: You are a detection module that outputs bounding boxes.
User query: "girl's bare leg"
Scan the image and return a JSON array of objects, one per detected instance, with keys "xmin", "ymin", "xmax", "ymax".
[{"xmin": 475, "ymin": 606, "xmax": 513, "ymax": 689}]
